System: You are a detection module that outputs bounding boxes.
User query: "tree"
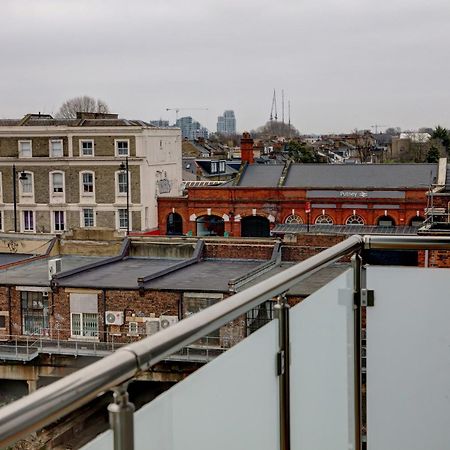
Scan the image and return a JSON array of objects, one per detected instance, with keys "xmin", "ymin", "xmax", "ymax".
[
  {"xmin": 55, "ymin": 96, "xmax": 109, "ymax": 118},
  {"xmin": 385, "ymin": 127, "xmax": 401, "ymax": 136},
  {"xmin": 286, "ymin": 140, "xmax": 320, "ymax": 163},
  {"xmin": 432, "ymin": 125, "xmax": 450, "ymax": 154},
  {"xmin": 250, "ymin": 121, "xmax": 300, "ymax": 139},
  {"xmin": 426, "ymin": 145, "xmax": 440, "ymax": 163}
]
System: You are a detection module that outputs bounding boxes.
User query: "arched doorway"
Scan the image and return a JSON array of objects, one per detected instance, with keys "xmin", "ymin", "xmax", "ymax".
[
  {"xmin": 166, "ymin": 213, "xmax": 183, "ymax": 235},
  {"xmin": 196, "ymin": 215, "xmax": 225, "ymax": 236},
  {"xmin": 241, "ymin": 215, "xmax": 270, "ymax": 237},
  {"xmin": 410, "ymin": 216, "xmax": 424, "ymax": 227},
  {"xmin": 377, "ymin": 216, "xmax": 395, "ymax": 227}
]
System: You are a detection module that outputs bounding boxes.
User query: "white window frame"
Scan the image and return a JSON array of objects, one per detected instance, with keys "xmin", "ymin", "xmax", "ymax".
[
  {"xmin": 128, "ymin": 321, "xmax": 139, "ymax": 336},
  {"xmin": 79, "ymin": 139, "xmax": 94, "ymax": 157},
  {"xmin": 52, "ymin": 210, "xmax": 65, "ymax": 233},
  {"xmin": 219, "ymin": 160, "xmax": 226, "ymax": 173},
  {"xmin": 49, "ymin": 139, "xmax": 63, "ymax": 157},
  {"xmin": 49, "ymin": 171, "xmax": 65, "ymax": 202},
  {"xmin": 70, "ymin": 312, "xmax": 99, "ymax": 338},
  {"xmin": 115, "ymin": 170, "xmax": 130, "ymax": 198},
  {"xmin": 115, "ymin": 139, "xmax": 130, "ymax": 157},
  {"xmin": 211, "ymin": 161, "xmax": 218, "ymax": 174},
  {"xmin": 18, "ymin": 140, "xmax": 32, "ymax": 158},
  {"xmin": 81, "ymin": 208, "xmax": 96, "ymax": 228},
  {"xmin": 117, "ymin": 208, "xmax": 130, "ymax": 230},
  {"xmin": 18, "ymin": 171, "xmax": 34, "ymax": 198},
  {"xmin": 21, "ymin": 210, "xmax": 35, "ymax": 233},
  {"xmin": 80, "ymin": 171, "xmax": 95, "ymax": 197}
]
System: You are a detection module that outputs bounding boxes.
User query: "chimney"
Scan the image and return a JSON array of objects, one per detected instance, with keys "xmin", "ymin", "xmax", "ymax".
[{"xmin": 240, "ymin": 132, "xmax": 254, "ymax": 164}]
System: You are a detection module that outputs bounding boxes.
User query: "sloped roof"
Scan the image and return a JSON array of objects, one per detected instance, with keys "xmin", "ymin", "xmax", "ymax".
[{"xmin": 237, "ymin": 164, "xmax": 285, "ymax": 187}]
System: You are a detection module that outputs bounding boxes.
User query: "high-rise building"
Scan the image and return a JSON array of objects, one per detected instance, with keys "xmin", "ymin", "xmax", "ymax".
[
  {"xmin": 217, "ymin": 110, "xmax": 236, "ymax": 135},
  {"xmin": 176, "ymin": 116, "xmax": 209, "ymax": 140}
]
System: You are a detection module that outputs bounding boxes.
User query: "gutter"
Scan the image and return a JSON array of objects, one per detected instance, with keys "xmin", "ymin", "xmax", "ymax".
[{"xmin": 228, "ymin": 241, "xmax": 282, "ymax": 293}]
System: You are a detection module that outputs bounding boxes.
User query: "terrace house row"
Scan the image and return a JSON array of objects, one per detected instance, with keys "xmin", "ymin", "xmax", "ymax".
[{"xmin": 0, "ymin": 113, "xmax": 182, "ymax": 233}]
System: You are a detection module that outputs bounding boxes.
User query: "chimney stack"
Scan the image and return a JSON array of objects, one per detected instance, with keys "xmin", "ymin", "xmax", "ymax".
[{"xmin": 240, "ymin": 132, "xmax": 254, "ymax": 165}]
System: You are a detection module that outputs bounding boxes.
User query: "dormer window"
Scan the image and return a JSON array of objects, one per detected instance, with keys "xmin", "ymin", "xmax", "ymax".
[
  {"xmin": 219, "ymin": 160, "xmax": 226, "ymax": 173},
  {"xmin": 211, "ymin": 162, "xmax": 218, "ymax": 174}
]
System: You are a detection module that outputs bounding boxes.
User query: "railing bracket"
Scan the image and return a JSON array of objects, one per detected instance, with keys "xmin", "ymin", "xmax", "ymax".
[{"xmin": 361, "ymin": 289, "xmax": 375, "ymax": 307}]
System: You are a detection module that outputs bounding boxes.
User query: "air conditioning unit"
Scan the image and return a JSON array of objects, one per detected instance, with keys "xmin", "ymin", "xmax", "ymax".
[
  {"xmin": 160, "ymin": 315, "xmax": 179, "ymax": 330},
  {"xmin": 145, "ymin": 318, "xmax": 160, "ymax": 336},
  {"xmin": 105, "ymin": 311, "xmax": 124, "ymax": 326},
  {"xmin": 48, "ymin": 258, "xmax": 62, "ymax": 280}
]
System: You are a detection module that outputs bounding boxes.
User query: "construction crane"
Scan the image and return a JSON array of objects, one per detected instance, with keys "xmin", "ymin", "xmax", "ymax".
[
  {"xmin": 370, "ymin": 124, "xmax": 389, "ymax": 134},
  {"xmin": 270, "ymin": 89, "xmax": 278, "ymax": 121},
  {"xmin": 166, "ymin": 107, "xmax": 208, "ymax": 123}
]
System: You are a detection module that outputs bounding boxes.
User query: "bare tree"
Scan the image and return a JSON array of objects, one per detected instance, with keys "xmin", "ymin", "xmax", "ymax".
[{"xmin": 55, "ymin": 96, "xmax": 109, "ymax": 118}]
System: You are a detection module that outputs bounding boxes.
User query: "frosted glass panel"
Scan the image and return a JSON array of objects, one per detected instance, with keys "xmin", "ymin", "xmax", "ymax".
[
  {"xmin": 84, "ymin": 319, "xmax": 279, "ymax": 450},
  {"xmin": 366, "ymin": 267, "xmax": 450, "ymax": 450},
  {"xmin": 290, "ymin": 270, "xmax": 355, "ymax": 450}
]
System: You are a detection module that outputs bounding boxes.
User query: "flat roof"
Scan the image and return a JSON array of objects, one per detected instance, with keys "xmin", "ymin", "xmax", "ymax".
[{"xmin": 0, "ymin": 253, "xmax": 34, "ymax": 266}]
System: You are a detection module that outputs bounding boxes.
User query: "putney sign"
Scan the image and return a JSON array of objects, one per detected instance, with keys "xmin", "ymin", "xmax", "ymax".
[{"xmin": 339, "ymin": 191, "xmax": 368, "ymax": 198}]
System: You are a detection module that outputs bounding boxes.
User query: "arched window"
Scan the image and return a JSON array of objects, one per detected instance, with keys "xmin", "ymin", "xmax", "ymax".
[
  {"xmin": 167, "ymin": 213, "xmax": 183, "ymax": 235},
  {"xmin": 241, "ymin": 216, "xmax": 270, "ymax": 237},
  {"xmin": 315, "ymin": 214, "xmax": 334, "ymax": 225},
  {"xmin": 410, "ymin": 216, "xmax": 425, "ymax": 227},
  {"xmin": 284, "ymin": 214, "xmax": 303, "ymax": 224},
  {"xmin": 196, "ymin": 215, "xmax": 224, "ymax": 236},
  {"xmin": 346, "ymin": 214, "xmax": 365, "ymax": 225},
  {"xmin": 377, "ymin": 216, "xmax": 395, "ymax": 227}
]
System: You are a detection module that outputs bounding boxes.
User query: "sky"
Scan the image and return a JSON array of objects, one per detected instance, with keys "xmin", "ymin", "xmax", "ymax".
[{"xmin": 1, "ymin": 0, "xmax": 450, "ymax": 134}]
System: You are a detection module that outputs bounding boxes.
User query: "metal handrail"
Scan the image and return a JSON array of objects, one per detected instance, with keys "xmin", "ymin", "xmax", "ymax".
[{"xmin": 2, "ymin": 234, "xmax": 450, "ymax": 447}]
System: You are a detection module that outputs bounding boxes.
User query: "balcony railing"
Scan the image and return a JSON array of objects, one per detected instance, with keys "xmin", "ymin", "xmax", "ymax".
[{"xmin": 1, "ymin": 235, "xmax": 450, "ymax": 450}]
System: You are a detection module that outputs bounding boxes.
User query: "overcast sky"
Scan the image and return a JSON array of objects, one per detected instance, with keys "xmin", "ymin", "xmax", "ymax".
[{"xmin": 1, "ymin": 0, "xmax": 449, "ymax": 134}]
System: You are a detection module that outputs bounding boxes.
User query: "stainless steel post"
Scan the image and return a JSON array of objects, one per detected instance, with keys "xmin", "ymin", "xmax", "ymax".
[
  {"xmin": 275, "ymin": 294, "xmax": 291, "ymax": 450},
  {"xmin": 108, "ymin": 384, "xmax": 135, "ymax": 450},
  {"xmin": 352, "ymin": 254, "xmax": 363, "ymax": 450}
]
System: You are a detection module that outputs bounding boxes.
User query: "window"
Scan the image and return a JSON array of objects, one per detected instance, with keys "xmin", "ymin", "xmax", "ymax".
[
  {"xmin": 128, "ymin": 321, "xmax": 139, "ymax": 336},
  {"xmin": 20, "ymin": 173, "xmax": 33, "ymax": 194},
  {"xmin": 54, "ymin": 211, "xmax": 65, "ymax": 232},
  {"xmin": 285, "ymin": 214, "xmax": 303, "ymax": 224},
  {"xmin": 211, "ymin": 162, "xmax": 218, "ymax": 174},
  {"xmin": 52, "ymin": 172, "xmax": 64, "ymax": 193},
  {"xmin": 21, "ymin": 291, "xmax": 48, "ymax": 335},
  {"xmin": 0, "ymin": 314, "xmax": 6, "ymax": 329},
  {"xmin": 50, "ymin": 139, "xmax": 63, "ymax": 157},
  {"xmin": 82, "ymin": 208, "xmax": 95, "ymax": 227},
  {"xmin": 80, "ymin": 140, "xmax": 94, "ymax": 156},
  {"xmin": 71, "ymin": 312, "xmax": 98, "ymax": 337},
  {"xmin": 18, "ymin": 140, "xmax": 32, "ymax": 158},
  {"xmin": 23, "ymin": 210, "xmax": 34, "ymax": 232},
  {"xmin": 115, "ymin": 140, "xmax": 129, "ymax": 156},
  {"xmin": 81, "ymin": 172, "xmax": 94, "ymax": 193},
  {"xmin": 118, "ymin": 208, "xmax": 128, "ymax": 230},
  {"xmin": 0, "ymin": 211, "xmax": 3, "ymax": 231},
  {"xmin": 346, "ymin": 214, "xmax": 365, "ymax": 225},
  {"xmin": 117, "ymin": 172, "xmax": 128, "ymax": 194},
  {"xmin": 315, "ymin": 214, "xmax": 334, "ymax": 225},
  {"xmin": 219, "ymin": 160, "xmax": 226, "ymax": 173}
]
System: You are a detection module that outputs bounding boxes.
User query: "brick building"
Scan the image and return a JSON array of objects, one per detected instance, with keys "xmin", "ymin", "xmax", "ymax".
[
  {"xmin": 158, "ymin": 135, "xmax": 443, "ymax": 237},
  {"xmin": 0, "ymin": 112, "xmax": 182, "ymax": 234}
]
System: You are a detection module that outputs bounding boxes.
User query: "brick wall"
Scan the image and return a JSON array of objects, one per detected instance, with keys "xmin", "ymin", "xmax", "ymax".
[{"xmin": 205, "ymin": 242, "xmax": 274, "ymax": 259}]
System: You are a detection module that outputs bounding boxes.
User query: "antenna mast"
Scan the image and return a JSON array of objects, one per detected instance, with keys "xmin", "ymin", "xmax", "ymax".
[
  {"xmin": 282, "ymin": 89, "xmax": 285, "ymax": 124},
  {"xmin": 270, "ymin": 89, "xmax": 278, "ymax": 121}
]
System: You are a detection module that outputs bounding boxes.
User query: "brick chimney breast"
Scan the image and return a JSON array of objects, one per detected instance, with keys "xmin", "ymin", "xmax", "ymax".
[{"xmin": 240, "ymin": 131, "xmax": 254, "ymax": 164}]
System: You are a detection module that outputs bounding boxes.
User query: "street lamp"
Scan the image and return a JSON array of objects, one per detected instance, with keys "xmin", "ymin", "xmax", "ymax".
[
  {"xmin": 12, "ymin": 165, "xmax": 28, "ymax": 233},
  {"xmin": 119, "ymin": 157, "xmax": 130, "ymax": 235}
]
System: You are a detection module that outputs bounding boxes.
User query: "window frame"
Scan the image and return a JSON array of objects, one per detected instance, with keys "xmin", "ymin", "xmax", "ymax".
[
  {"xmin": 49, "ymin": 139, "xmax": 63, "ymax": 157},
  {"xmin": 80, "ymin": 171, "xmax": 95, "ymax": 197},
  {"xmin": 116, "ymin": 170, "xmax": 130, "ymax": 197},
  {"xmin": 70, "ymin": 312, "xmax": 99, "ymax": 338},
  {"xmin": 22, "ymin": 210, "xmax": 35, "ymax": 233},
  {"xmin": 79, "ymin": 139, "xmax": 95, "ymax": 157},
  {"xmin": 53, "ymin": 210, "xmax": 65, "ymax": 233},
  {"xmin": 115, "ymin": 139, "xmax": 130, "ymax": 157},
  {"xmin": 50, "ymin": 171, "xmax": 65, "ymax": 195},
  {"xmin": 117, "ymin": 208, "xmax": 130, "ymax": 230},
  {"xmin": 18, "ymin": 140, "xmax": 32, "ymax": 158},
  {"xmin": 19, "ymin": 171, "xmax": 34, "ymax": 197},
  {"xmin": 81, "ymin": 208, "xmax": 95, "ymax": 228}
]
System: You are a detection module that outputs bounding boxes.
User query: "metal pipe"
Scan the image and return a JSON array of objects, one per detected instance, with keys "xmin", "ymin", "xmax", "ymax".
[
  {"xmin": 364, "ymin": 235, "xmax": 450, "ymax": 250},
  {"xmin": 276, "ymin": 295, "xmax": 291, "ymax": 450},
  {"xmin": 108, "ymin": 385, "xmax": 135, "ymax": 450},
  {"xmin": 0, "ymin": 235, "xmax": 364, "ymax": 447}
]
